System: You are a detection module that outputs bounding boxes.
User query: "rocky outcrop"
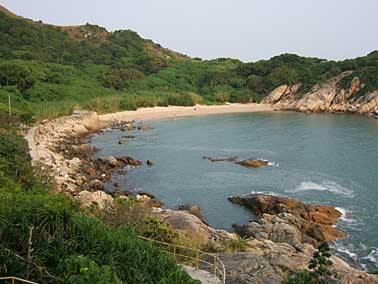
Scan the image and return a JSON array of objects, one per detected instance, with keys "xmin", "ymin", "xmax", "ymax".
[
  {"xmin": 234, "ymin": 212, "xmax": 346, "ymax": 244},
  {"xmin": 236, "ymin": 159, "xmax": 268, "ymax": 168},
  {"xmin": 204, "ymin": 156, "xmax": 270, "ymax": 168},
  {"xmin": 229, "ymin": 193, "xmax": 342, "ymax": 224},
  {"xmin": 159, "ymin": 209, "xmax": 237, "ymax": 244},
  {"xmin": 217, "ymin": 239, "xmax": 378, "ymax": 284},
  {"xmin": 262, "ymin": 83, "xmax": 302, "ymax": 104},
  {"xmin": 229, "ymin": 194, "xmax": 346, "ymax": 243},
  {"xmin": 76, "ymin": 190, "xmax": 113, "ymax": 209},
  {"xmin": 267, "ymin": 72, "xmax": 378, "ymax": 117}
]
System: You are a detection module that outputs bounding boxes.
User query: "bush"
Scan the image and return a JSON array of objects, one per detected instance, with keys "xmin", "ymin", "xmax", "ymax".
[
  {"xmin": 119, "ymin": 99, "xmax": 137, "ymax": 111},
  {"xmin": 167, "ymin": 93, "xmax": 196, "ymax": 106},
  {"xmin": 281, "ymin": 242, "xmax": 337, "ymax": 284}
]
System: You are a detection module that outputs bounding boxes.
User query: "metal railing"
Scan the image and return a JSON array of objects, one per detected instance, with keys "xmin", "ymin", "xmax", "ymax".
[
  {"xmin": 0, "ymin": 238, "xmax": 226, "ymax": 284},
  {"xmin": 139, "ymin": 236, "xmax": 225, "ymax": 284},
  {"xmin": 0, "ymin": 277, "xmax": 39, "ymax": 284}
]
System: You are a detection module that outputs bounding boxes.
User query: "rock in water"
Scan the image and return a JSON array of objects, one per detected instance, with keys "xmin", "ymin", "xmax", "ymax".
[
  {"xmin": 236, "ymin": 159, "xmax": 269, "ymax": 168},
  {"xmin": 137, "ymin": 125, "xmax": 151, "ymax": 131},
  {"xmin": 229, "ymin": 194, "xmax": 347, "ymax": 243},
  {"xmin": 228, "ymin": 193, "xmax": 342, "ymax": 224},
  {"xmin": 118, "ymin": 139, "xmax": 127, "ymax": 144},
  {"xmin": 146, "ymin": 160, "xmax": 154, "ymax": 166}
]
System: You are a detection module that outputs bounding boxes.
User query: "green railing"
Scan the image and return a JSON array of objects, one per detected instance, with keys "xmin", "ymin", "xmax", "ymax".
[
  {"xmin": 139, "ymin": 236, "xmax": 225, "ymax": 284},
  {"xmin": 0, "ymin": 277, "xmax": 39, "ymax": 284}
]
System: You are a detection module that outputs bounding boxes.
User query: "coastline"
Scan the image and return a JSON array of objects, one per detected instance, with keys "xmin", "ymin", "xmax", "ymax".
[
  {"xmin": 99, "ymin": 103, "xmax": 275, "ymax": 122},
  {"xmin": 24, "ymin": 106, "xmax": 378, "ymax": 283}
]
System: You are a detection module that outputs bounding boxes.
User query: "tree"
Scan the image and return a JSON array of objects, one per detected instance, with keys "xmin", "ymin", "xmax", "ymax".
[{"xmin": 0, "ymin": 62, "xmax": 35, "ymax": 91}]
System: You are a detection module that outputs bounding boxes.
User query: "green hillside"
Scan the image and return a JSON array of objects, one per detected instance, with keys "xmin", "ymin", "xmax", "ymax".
[{"xmin": 0, "ymin": 5, "xmax": 377, "ymax": 122}]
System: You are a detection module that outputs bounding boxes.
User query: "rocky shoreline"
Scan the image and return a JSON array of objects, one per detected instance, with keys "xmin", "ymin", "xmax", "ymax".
[
  {"xmin": 27, "ymin": 112, "xmax": 237, "ymax": 244},
  {"xmin": 27, "ymin": 111, "xmax": 378, "ymax": 284},
  {"xmin": 262, "ymin": 72, "xmax": 378, "ymax": 118}
]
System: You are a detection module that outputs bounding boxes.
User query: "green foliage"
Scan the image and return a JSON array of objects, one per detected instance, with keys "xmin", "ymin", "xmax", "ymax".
[
  {"xmin": 0, "ymin": 62, "xmax": 35, "ymax": 91},
  {"xmin": 339, "ymin": 66, "xmax": 378, "ymax": 99},
  {"xmin": 167, "ymin": 93, "xmax": 196, "ymax": 106},
  {"xmin": 57, "ymin": 255, "xmax": 122, "ymax": 284},
  {"xmin": 0, "ymin": 120, "xmax": 197, "ymax": 284},
  {"xmin": 282, "ymin": 270, "xmax": 318, "ymax": 284},
  {"xmin": 281, "ymin": 242, "xmax": 337, "ymax": 284},
  {"xmin": 142, "ymin": 217, "xmax": 178, "ymax": 243},
  {"xmin": 0, "ymin": 8, "xmax": 378, "ymax": 122}
]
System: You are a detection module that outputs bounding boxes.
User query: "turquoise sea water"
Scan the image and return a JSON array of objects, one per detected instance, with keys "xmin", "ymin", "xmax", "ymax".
[{"xmin": 90, "ymin": 112, "xmax": 378, "ymax": 270}]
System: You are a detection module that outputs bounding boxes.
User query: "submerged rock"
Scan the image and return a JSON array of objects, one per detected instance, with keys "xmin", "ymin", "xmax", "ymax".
[
  {"xmin": 203, "ymin": 156, "xmax": 239, "ymax": 162},
  {"xmin": 137, "ymin": 125, "xmax": 152, "ymax": 131}
]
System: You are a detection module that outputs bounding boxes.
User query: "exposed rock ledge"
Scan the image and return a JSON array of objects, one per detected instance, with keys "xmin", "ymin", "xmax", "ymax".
[
  {"xmin": 262, "ymin": 72, "xmax": 378, "ymax": 118},
  {"xmin": 229, "ymin": 193, "xmax": 347, "ymax": 244},
  {"xmin": 27, "ymin": 112, "xmax": 378, "ymax": 284}
]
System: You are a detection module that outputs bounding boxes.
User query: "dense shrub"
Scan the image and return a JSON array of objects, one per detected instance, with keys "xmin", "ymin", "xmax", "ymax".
[{"xmin": 0, "ymin": 123, "xmax": 199, "ymax": 284}]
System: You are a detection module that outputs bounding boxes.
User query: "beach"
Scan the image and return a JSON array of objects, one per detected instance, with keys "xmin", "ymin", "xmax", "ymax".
[{"xmin": 99, "ymin": 103, "xmax": 274, "ymax": 122}]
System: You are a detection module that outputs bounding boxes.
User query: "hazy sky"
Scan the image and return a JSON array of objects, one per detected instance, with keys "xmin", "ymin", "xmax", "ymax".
[{"xmin": 1, "ymin": 0, "xmax": 378, "ymax": 62}]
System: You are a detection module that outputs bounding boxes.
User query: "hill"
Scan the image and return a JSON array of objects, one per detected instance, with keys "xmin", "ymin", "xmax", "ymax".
[{"xmin": 0, "ymin": 5, "xmax": 377, "ymax": 121}]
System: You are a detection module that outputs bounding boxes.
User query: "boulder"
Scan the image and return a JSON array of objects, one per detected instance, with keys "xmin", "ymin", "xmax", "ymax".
[
  {"xmin": 118, "ymin": 139, "xmax": 127, "ymax": 145},
  {"xmin": 236, "ymin": 159, "xmax": 268, "ymax": 168},
  {"xmin": 177, "ymin": 204, "xmax": 205, "ymax": 223},
  {"xmin": 76, "ymin": 190, "xmax": 113, "ymax": 209},
  {"xmin": 136, "ymin": 194, "xmax": 163, "ymax": 208},
  {"xmin": 146, "ymin": 159, "xmax": 154, "ymax": 166},
  {"xmin": 89, "ymin": 179, "xmax": 104, "ymax": 190},
  {"xmin": 106, "ymin": 156, "xmax": 124, "ymax": 168},
  {"xmin": 68, "ymin": 157, "xmax": 81, "ymax": 170},
  {"xmin": 228, "ymin": 193, "xmax": 342, "ymax": 225},
  {"xmin": 121, "ymin": 124, "xmax": 135, "ymax": 131},
  {"xmin": 117, "ymin": 156, "xmax": 142, "ymax": 167},
  {"xmin": 159, "ymin": 209, "xmax": 237, "ymax": 244},
  {"xmin": 137, "ymin": 125, "xmax": 152, "ymax": 131},
  {"xmin": 262, "ymin": 85, "xmax": 290, "ymax": 104},
  {"xmin": 85, "ymin": 167, "xmax": 97, "ymax": 177}
]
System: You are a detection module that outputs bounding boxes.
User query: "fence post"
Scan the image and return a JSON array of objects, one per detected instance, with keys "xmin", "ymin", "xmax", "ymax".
[
  {"xmin": 214, "ymin": 256, "xmax": 217, "ymax": 283},
  {"xmin": 196, "ymin": 251, "xmax": 199, "ymax": 269},
  {"xmin": 11, "ymin": 277, "xmax": 15, "ymax": 284}
]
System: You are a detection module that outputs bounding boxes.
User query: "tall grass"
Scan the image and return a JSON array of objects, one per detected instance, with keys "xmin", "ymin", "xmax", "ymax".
[{"xmin": 32, "ymin": 91, "xmax": 217, "ymax": 120}]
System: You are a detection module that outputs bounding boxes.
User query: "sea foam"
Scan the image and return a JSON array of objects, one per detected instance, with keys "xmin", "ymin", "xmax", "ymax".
[{"xmin": 289, "ymin": 180, "xmax": 355, "ymax": 198}]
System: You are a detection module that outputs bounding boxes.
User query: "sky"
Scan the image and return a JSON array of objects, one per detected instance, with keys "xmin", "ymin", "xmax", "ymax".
[{"xmin": 1, "ymin": 0, "xmax": 378, "ymax": 62}]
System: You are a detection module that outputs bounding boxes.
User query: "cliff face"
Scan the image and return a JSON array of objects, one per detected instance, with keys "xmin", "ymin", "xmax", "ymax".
[{"xmin": 263, "ymin": 72, "xmax": 378, "ymax": 118}]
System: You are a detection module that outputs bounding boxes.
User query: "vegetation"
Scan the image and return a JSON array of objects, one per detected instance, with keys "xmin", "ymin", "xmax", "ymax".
[
  {"xmin": 282, "ymin": 242, "xmax": 337, "ymax": 284},
  {"xmin": 1, "ymin": 7, "xmax": 378, "ymax": 121},
  {"xmin": 0, "ymin": 115, "xmax": 200, "ymax": 284}
]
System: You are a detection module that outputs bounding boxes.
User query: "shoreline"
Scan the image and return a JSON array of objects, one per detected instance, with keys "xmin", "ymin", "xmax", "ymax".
[
  {"xmin": 24, "ymin": 106, "xmax": 378, "ymax": 282},
  {"xmin": 99, "ymin": 103, "xmax": 275, "ymax": 122}
]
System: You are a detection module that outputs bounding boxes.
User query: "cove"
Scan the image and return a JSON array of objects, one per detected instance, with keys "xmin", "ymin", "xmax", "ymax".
[{"xmin": 90, "ymin": 112, "xmax": 378, "ymax": 271}]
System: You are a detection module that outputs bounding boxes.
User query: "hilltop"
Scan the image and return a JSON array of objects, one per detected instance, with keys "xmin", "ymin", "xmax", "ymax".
[{"xmin": 0, "ymin": 5, "xmax": 377, "ymax": 121}]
